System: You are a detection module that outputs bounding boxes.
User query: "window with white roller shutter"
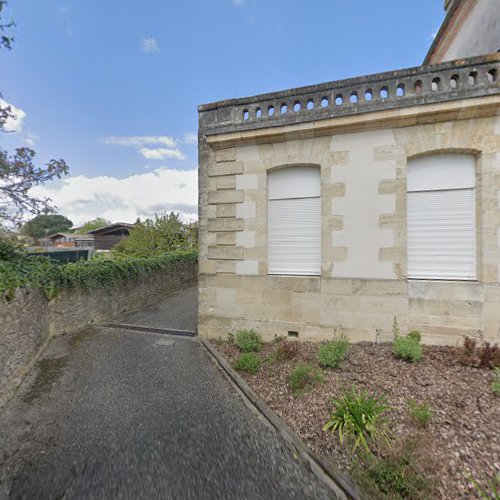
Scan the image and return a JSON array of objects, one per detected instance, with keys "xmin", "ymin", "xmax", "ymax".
[
  {"xmin": 268, "ymin": 166, "xmax": 321, "ymax": 276},
  {"xmin": 407, "ymin": 154, "xmax": 476, "ymax": 281}
]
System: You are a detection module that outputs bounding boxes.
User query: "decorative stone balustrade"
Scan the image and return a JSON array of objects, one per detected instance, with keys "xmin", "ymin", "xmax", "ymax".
[{"xmin": 199, "ymin": 53, "xmax": 500, "ymax": 136}]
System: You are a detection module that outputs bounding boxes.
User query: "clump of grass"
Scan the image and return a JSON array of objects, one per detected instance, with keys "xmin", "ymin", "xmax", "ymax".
[
  {"xmin": 393, "ymin": 335, "xmax": 422, "ymax": 363},
  {"xmin": 408, "ymin": 330, "xmax": 422, "ymax": 342},
  {"xmin": 467, "ymin": 472, "xmax": 500, "ymax": 500},
  {"xmin": 493, "ymin": 368, "xmax": 500, "ymax": 397},
  {"xmin": 233, "ymin": 352, "xmax": 261, "ymax": 374},
  {"xmin": 288, "ymin": 363, "xmax": 323, "ymax": 394},
  {"xmin": 234, "ymin": 329, "xmax": 262, "ymax": 352},
  {"xmin": 276, "ymin": 340, "xmax": 300, "ymax": 361},
  {"xmin": 408, "ymin": 400, "xmax": 432, "ymax": 427},
  {"xmin": 323, "ymin": 386, "xmax": 389, "ymax": 451},
  {"xmin": 354, "ymin": 435, "xmax": 431, "ymax": 499},
  {"xmin": 317, "ymin": 330, "xmax": 349, "ymax": 369}
]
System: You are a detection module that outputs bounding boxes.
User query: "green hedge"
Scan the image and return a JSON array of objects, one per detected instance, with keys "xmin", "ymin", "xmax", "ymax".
[{"xmin": 0, "ymin": 250, "xmax": 198, "ymax": 300}]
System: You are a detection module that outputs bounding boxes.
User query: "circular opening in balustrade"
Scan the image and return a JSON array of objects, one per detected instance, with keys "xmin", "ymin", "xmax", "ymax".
[
  {"xmin": 243, "ymin": 109, "xmax": 249, "ymax": 121},
  {"xmin": 450, "ymin": 75, "xmax": 459, "ymax": 89},
  {"xmin": 350, "ymin": 92, "xmax": 358, "ymax": 104},
  {"xmin": 307, "ymin": 99, "xmax": 314, "ymax": 110},
  {"xmin": 268, "ymin": 105, "xmax": 275, "ymax": 116},
  {"xmin": 468, "ymin": 71, "xmax": 477, "ymax": 85},
  {"xmin": 280, "ymin": 103, "xmax": 288, "ymax": 114},
  {"xmin": 396, "ymin": 84, "xmax": 405, "ymax": 97},
  {"xmin": 364, "ymin": 89, "xmax": 373, "ymax": 101},
  {"xmin": 293, "ymin": 101, "xmax": 301, "ymax": 112},
  {"xmin": 380, "ymin": 87, "xmax": 389, "ymax": 99},
  {"xmin": 256, "ymin": 107, "xmax": 262, "ymax": 118},
  {"xmin": 335, "ymin": 94, "xmax": 343, "ymax": 106},
  {"xmin": 431, "ymin": 78, "xmax": 440, "ymax": 91},
  {"xmin": 488, "ymin": 69, "xmax": 497, "ymax": 83},
  {"xmin": 321, "ymin": 97, "xmax": 329, "ymax": 108}
]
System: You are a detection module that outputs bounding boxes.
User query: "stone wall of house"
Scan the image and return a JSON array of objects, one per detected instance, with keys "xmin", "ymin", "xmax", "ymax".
[
  {"xmin": 0, "ymin": 261, "xmax": 198, "ymax": 407},
  {"xmin": 198, "ymin": 107, "xmax": 500, "ymax": 346}
]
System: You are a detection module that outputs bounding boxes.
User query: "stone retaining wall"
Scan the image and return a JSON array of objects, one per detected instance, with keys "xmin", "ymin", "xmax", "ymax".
[{"xmin": 0, "ymin": 261, "xmax": 198, "ymax": 408}]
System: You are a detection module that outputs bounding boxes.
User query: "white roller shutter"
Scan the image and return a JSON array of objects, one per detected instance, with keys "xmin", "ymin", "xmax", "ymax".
[
  {"xmin": 268, "ymin": 197, "xmax": 321, "ymax": 275},
  {"xmin": 407, "ymin": 154, "xmax": 476, "ymax": 280},
  {"xmin": 268, "ymin": 166, "xmax": 321, "ymax": 276}
]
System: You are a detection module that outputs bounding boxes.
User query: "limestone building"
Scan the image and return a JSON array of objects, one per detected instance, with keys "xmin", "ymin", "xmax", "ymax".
[{"xmin": 197, "ymin": 1, "xmax": 500, "ymax": 345}]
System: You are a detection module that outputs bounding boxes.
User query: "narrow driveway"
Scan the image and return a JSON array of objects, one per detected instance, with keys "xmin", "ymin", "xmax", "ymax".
[{"xmin": 0, "ymin": 288, "xmax": 333, "ymax": 499}]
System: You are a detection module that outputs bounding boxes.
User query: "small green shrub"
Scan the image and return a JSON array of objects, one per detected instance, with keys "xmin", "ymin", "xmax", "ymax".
[
  {"xmin": 288, "ymin": 363, "xmax": 323, "ymax": 393},
  {"xmin": 234, "ymin": 329, "xmax": 262, "ymax": 352},
  {"xmin": 408, "ymin": 400, "xmax": 432, "ymax": 427},
  {"xmin": 393, "ymin": 336, "xmax": 422, "ymax": 363},
  {"xmin": 317, "ymin": 331, "xmax": 349, "ymax": 369},
  {"xmin": 276, "ymin": 340, "xmax": 300, "ymax": 361},
  {"xmin": 233, "ymin": 352, "xmax": 261, "ymax": 374},
  {"xmin": 493, "ymin": 368, "xmax": 500, "ymax": 397},
  {"xmin": 408, "ymin": 330, "xmax": 422, "ymax": 342},
  {"xmin": 323, "ymin": 386, "xmax": 389, "ymax": 450},
  {"xmin": 355, "ymin": 435, "xmax": 431, "ymax": 499}
]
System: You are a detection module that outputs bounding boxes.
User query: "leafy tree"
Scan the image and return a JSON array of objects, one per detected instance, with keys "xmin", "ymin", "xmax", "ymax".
[
  {"xmin": 21, "ymin": 214, "xmax": 73, "ymax": 240},
  {"xmin": 112, "ymin": 212, "xmax": 197, "ymax": 258},
  {"xmin": 0, "ymin": 1, "xmax": 69, "ymax": 230},
  {"xmin": 79, "ymin": 217, "xmax": 111, "ymax": 233}
]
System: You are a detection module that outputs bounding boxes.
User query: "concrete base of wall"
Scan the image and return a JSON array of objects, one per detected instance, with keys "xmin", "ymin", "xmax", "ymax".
[{"xmin": 198, "ymin": 274, "xmax": 500, "ymax": 346}]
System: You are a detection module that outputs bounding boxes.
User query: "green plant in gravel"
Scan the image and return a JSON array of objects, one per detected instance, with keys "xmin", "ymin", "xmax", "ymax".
[
  {"xmin": 468, "ymin": 473, "xmax": 500, "ymax": 500},
  {"xmin": 234, "ymin": 329, "xmax": 262, "ymax": 352},
  {"xmin": 323, "ymin": 386, "xmax": 389, "ymax": 451},
  {"xmin": 317, "ymin": 330, "xmax": 349, "ymax": 369},
  {"xmin": 288, "ymin": 363, "xmax": 323, "ymax": 394},
  {"xmin": 392, "ymin": 316, "xmax": 400, "ymax": 339},
  {"xmin": 233, "ymin": 352, "xmax": 261, "ymax": 374},
  {"xmin": 354, "ymin": 435, "xmax": 431, "ymax": 499},
  {"xmin": 493, "ymin": 368, "xmax": 500, "ymax": 397},
  {"xmin": 408, "ymin": 330, "xmax": 422, "ymax": 342},
  {"xmin": 408, "ymin": 400, "xmax": 432, "ymax": 427},
  {"xmin": 392, "ymin": 335, "xmax": 423, "ymax": 363}
]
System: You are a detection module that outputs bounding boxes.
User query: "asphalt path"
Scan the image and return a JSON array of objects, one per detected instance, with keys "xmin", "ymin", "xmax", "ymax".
[{"xmin": 0, "ymin": 287, "xmax": 334, "ymax": 499}]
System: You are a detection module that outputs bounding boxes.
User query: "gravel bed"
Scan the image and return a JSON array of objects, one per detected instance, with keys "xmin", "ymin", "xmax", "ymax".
[{"xmin": 213, "ymin": 340, "xmax": 500, "ymax": 499}]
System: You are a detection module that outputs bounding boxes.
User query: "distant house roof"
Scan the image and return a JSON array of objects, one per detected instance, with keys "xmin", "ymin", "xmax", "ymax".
[
  {"xmin": 46, "ymin": 232, "xmax": 94, "ymax": 241},
  {"xmin": 87, "ymin": 223, "xmax": 134, "ymax": 235}
]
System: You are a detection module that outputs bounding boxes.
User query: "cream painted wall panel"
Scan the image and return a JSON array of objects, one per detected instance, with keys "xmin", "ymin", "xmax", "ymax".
[{"xmin": 330, "ymin": 130, "xmax": 397, "ymax": 279}]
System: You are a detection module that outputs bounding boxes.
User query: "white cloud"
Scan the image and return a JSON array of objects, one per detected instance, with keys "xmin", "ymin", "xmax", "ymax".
[
  {"xmin": 232, "ymin": 0, "xmax": 246, "ymax": 7},
  {"xmin": 0, "ymin": 99, "xmax": 27, "ymax": 133},
  {"xmin": 139, "ymin": 147, "xmax": 186, "ymax": 161},
  {"xmin": 102, "ymin": 135, "xmax": 185, "ymax": 161},
  {"xmin": 183, "ymin": 132, "xmax": 198, "ymax": 145},
  {"xmin": 30, "ymin": 167, "xmax": 198, "ymax": 226},
  {"xmin": 103, "ymin": 135, "xmax": 176, "ymax": 148},
  {"xmin": 141, "ymin": 35, "xmax": 160, "ymax": 54}
]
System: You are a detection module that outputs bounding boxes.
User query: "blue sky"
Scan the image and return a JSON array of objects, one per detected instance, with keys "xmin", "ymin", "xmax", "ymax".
[{"xmin": 0, "ymin": 0, "xmax": 445, "ymax": 225}]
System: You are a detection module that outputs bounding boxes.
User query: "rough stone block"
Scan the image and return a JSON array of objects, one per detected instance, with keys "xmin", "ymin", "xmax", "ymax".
[
  {"xmin": 216, "ymin": 176, "xmax": 236, "ymax": 190},
  {"xmin": 208, "ymin": 246, "xmax": 243, "ymax": 260},
  {"xmin": 215, "ymin": 148, "xmax": 236, "ymax": 163},
  {"xmin": 216, "ymin": 204, "xmax": 237, "ymax": 218},
  {"xmin": 216, "ymin": 232, "xmax": 236, "ymax": 246},
  {"xmin": 208, "ymin": 162, "xmax": 244, "ymax": 177},
  {"xmin": 208, "ymin": 190, "xmax": 243, "ymax": 205},
  {"xmin": 207, "ymin": 218, "xmax": 244, "ymax": 232}
]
